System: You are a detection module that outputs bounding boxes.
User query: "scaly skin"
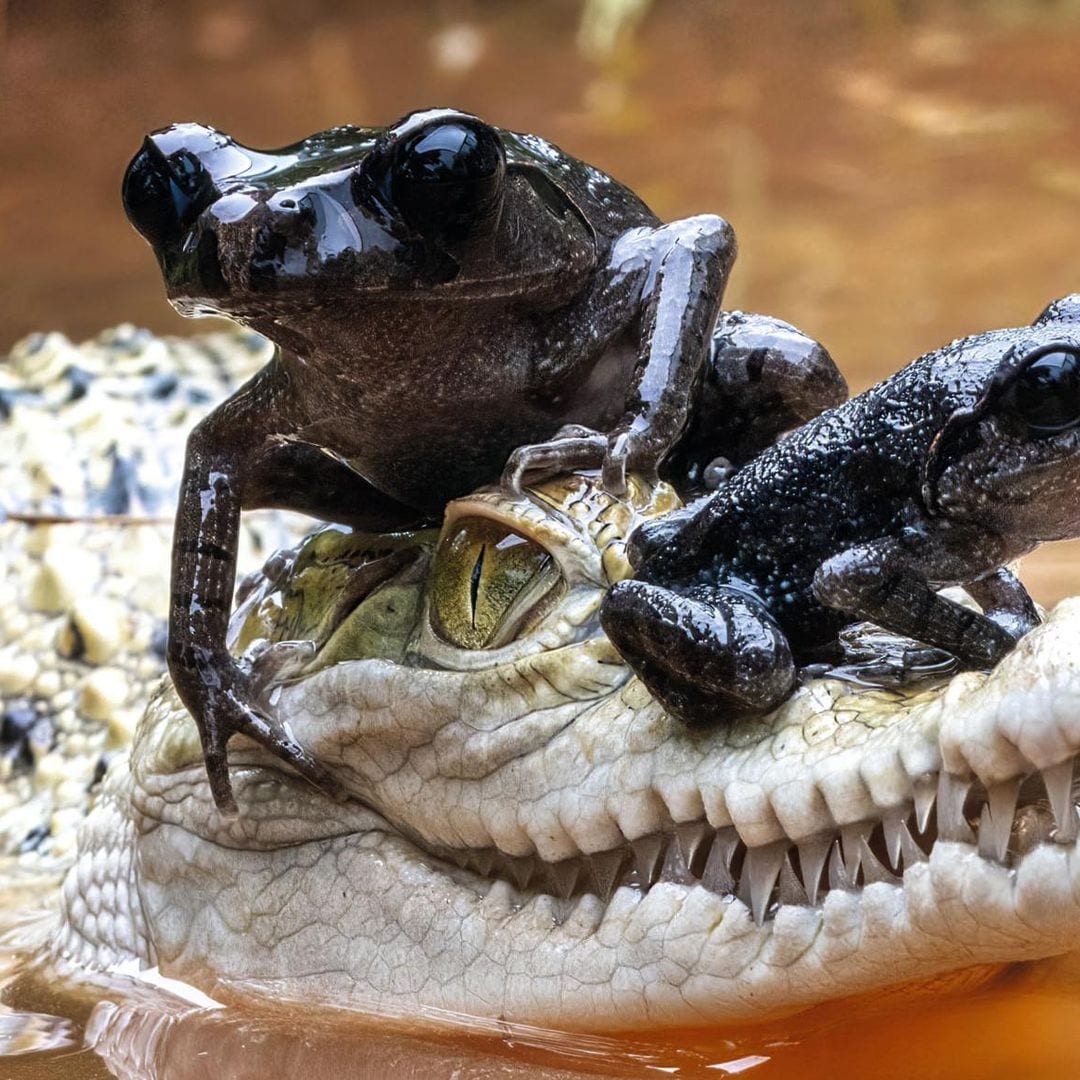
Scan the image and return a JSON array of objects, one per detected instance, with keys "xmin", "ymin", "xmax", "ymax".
[{"xmin": 48, "ymin": 471, "xmax": 1080, "ymax": 1030}]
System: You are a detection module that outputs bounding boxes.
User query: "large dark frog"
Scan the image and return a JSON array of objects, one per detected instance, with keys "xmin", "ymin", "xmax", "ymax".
[
  {"xmin": 602, "ymin": 296, "xmax": 1080, "ymax": 723},
  {"xmin": 121, "ymin": 107, "xmax": 846, "ymax": 812}
]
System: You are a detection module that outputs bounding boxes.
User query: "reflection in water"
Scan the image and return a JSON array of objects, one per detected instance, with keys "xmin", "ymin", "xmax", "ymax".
[
  {"xmin": 6, "ymin": 1, "xmax": 1080, "ymax": 1077},
  {"xmin": 6, "ymin": 951, "xmax": 1080, "ymax": 1078}
]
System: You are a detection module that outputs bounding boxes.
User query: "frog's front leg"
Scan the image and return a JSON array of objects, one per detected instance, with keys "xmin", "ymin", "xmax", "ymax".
[
  {"xmin": 600, "ymin": 580, "xmax": 796, "ymax": 724},
  {"xmin": 169, "ymin": 367, "xmax": 422, "ymax": 814},
  {"xmin": 503, "ymin": 215, "xmax": 737, "ymax": 494},
  {"xmin": 813, "ymin": 533, "xmax": 1021, "ymax": 669}
]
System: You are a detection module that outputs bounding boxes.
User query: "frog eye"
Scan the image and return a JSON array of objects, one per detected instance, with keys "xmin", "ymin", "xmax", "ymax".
[
  {"xmin": 429, "ymin": 518, "xmax": 563, "ymax": 650},
  {"xmin": 123, "ymin": 140, "xmax": 217, "ymax": 251},
  {"xmin": 1001, "ymin": 348, "xmax": 1080, "ymax": 436},
  {"xmin": 390, "ymin": 120, "xmax": 506, "ymax": 244}
]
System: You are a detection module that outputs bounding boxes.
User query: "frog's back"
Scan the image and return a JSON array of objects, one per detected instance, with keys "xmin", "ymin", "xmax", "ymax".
[
  {"xmin": 660, "ymin": 338, "xmax": 1020, "ymax": 648},
  {"xmin": 500, "ymin": 128, "xmax": 660, "ymax": 246}
]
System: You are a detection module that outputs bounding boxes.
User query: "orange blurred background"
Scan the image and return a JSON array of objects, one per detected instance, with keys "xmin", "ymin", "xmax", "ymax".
[{"xmin": 3, "ymin": 0, "xmax": 1080, "ymax": 588}]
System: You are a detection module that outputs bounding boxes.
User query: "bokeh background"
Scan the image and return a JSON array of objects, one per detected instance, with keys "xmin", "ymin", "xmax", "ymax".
[{"xmin": 4, "ymin": 0, "xmax": 1080, "ymax": 599}]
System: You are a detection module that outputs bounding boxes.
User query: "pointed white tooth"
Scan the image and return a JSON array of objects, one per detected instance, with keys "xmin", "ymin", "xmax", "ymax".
[
  {"xmin": 739, "ymin": 842, "xmax": 787, "ymax": 926},
  {"xmin": 548, "ymin": 859, "xmax": 580, "ymax": 899},
  {"xmin": 898, "ymin": 819, "xmax": 927, "ymax": 868},
  {"xmin": 588, "ymin": 848, "xmax": 627, "ymax": 901},
  {"xmin": 979, "ymin": 778, "xmax": 1021, "ymax": 863},
  {"xmin": 827, "ymin": 839, "xmax": 855, "ymax": 891},
  {"xmin": 937, "ymin": 772, "xmax": 974, "ymax": 843},
  {"xmin": 632, "ymin": 834, "xmax": 666, "ymax": 887},
  {"xmin": 484, "ymin": 878, "xmax": 518, "ymax": 913},
  {"xmin": 660, "ymin": 836, "xmax": 694, "ymax": 884},
  {"xmin": 913, "ymin": 773, "xmax": 937, "ymax": 835},
  {"xmin": 508, "ymin": 857, "xmax": 535, "ymax": 891},
  {"xmin": 797, "ymin": 834, "xmax": 832, "ymax": 905},
  {"xmin": 858, "ymin": 839, "xmax": 899, "ymax": 885},
  {"xmin": 777, "ymin": 851, "xmax": 809, "ymax": 907},
  {"xmin": 1042, "ymin": 759, "xmax": 1078, "ymax": 845},
  {"xmin": 676, "ymin": 820, "xmax": 713, "ymax": 876},
  {"xmin": 882, "ymin": 807, "xmax": 908, "ymax": 870},
  {"xmin": 701, "ymin": 827, "xmax": 740, "ymax": 895},
  {"xmin": 840, "ymin": 822, "xmax": 872, "ymax": 881}
]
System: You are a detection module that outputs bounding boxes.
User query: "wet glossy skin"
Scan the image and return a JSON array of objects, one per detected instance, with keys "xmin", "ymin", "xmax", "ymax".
[
  {"xmin": 602, "ymin": 295, "xmax": 1080, "ymax": 723},
  {"xmin": 121, "ymin": 107, "xmax": 845, "ymax": 811}
]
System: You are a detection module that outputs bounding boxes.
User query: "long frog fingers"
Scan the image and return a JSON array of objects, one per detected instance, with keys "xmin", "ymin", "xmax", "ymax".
[{"xmin": 813, "ymin": 539, "xmax": 1017, "ymax": 670}]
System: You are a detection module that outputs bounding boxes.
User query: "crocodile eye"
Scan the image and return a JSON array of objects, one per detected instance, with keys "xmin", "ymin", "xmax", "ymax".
[
  {"xmin": 430, "ymin": 518, "xmax": 562, "ymax": 650},
  {"xmin": 1002, "ymin": 349, "xmax": 1080, "ymax": 436},
  {"xmin": 390, "ymin": 120, "xmax": 506, "ymax": 243}
]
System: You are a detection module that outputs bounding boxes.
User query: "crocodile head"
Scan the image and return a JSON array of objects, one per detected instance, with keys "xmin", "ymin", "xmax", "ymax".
[{"xmin": 53, "ymin": 473, "xmax": 1080, "ymax": 1030}]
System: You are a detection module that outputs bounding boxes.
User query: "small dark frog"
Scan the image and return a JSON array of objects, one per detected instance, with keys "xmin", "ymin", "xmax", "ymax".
[
  {"xmin": 121, "ymin": 108, "xmax": 845, "ymax": 811},
  {"xmin": 602, "ymin": 296, "xmax": 1080, "ymax": 723}
]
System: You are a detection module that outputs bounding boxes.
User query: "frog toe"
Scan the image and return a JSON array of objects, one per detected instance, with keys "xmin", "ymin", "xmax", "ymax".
[{"xmin": 501, "ymin": 434, "xmax": 607, "ymax": 492}]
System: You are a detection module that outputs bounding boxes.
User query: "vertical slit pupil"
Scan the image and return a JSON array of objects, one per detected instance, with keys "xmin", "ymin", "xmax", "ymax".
[{"xmin": 470, "ymin": 546, "xmax": 485, "ymax": 627}]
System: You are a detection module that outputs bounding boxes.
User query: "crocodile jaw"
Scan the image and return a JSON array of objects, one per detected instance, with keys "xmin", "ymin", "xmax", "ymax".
[{"xmin": 52, "ymin": 600, "xmax": 1080, "ymax": 1029}]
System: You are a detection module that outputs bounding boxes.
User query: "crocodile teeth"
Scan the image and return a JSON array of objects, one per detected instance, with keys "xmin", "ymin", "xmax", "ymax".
[
  {"xmin": 660, "ymin": 835, "xmax": 694, "ymax": 884},
  {"xmin": 1041, "ymin": 758, "xmax": 1078, "ymax": 845},
  {"xmin": 702, "ymin": 827, "xmax": 739, "ymax": 895},
  {"xmin": 913, "ymin": 773, "xmax": 936, "ymax": 835},
  {"xmin": 469, "ymin": 849, "xmax": 496, "ymax": 877},
  {"xmin": 777, "ymin": 851, "xmax": 808, "ymax": 906},
  {"xmin": 827, "ymin": 839, "xmax": 855, "ymax": 891},
  {"xmin": 508, "ymin": 857, "xmax": 536, "ymax": 891},
  {"xmin": 433, "ymin": 754, "xmax": 1080, "ymax": 925},
  {"xmin": 898, "ymin": 819, "xmax": 927, "ymax": 867},
  {"xmin": 797, "ymin": 835, "xmax": 832, "ymax": 905},
  {"xmin": 859, "ymin": 838, "xmax": 899, "ymax": 885},
  {"xmin": 740, "ymin": 841, "xmax": 787, "ymax": 926},
  {"xmin": 588, "ymin": 848, "xmax": 627, "ymax": 902},
  {"xmin": 548, "ymin": 858, "xmax": 580, "ymax": 899},
  {"xmin": 840, "ymin": 822, "xmax": 872, "ymax": 880},
  {"xmin": 979, "ymin": 778, "xmax": 1020, "ymax": 863},
  {"xmin": 676, "ymin": 820, "xmax": 713, "ymax": 875},
  {"xmin": 632, "ymin": 834, "xmax": 666, "ymax": 888},
  {"xmin": 882, "ymin": 807, "xmax": 908, "ymax": 870},
  {"xmin": 937, "ymin": 772, "xmax": 974, "ymax": 843}
]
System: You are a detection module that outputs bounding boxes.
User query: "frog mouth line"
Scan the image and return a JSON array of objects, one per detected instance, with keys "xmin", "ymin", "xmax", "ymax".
[{"xmin": 420, "ymin": 759, "xmax": 1079, "ymax": 926}]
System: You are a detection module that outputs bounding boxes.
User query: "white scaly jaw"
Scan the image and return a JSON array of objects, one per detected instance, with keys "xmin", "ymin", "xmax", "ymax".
[
  {"xmin": 114, "ymin": 457, "xmax": 1080, "ymax": 1028},
  {"xmin": 112, "ymin": 599, "xmax": 1080, "ymax": 1029},
  {"xmin": 260, "ymin": 599, "xmax": 1080, "ymax": 921}
]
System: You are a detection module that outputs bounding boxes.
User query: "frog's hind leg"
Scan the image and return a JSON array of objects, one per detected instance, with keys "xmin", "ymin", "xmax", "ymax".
[
  {"xmin": 667, "ymin": 311, "xmax": 848, "ymax": 491},
  {"xmin": 599, "ymin": 580, "xmax": 796, "ymax": 724}
]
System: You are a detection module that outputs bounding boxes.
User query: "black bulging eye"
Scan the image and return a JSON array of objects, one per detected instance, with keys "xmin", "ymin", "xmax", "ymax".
[
  {"xmin": 122, "ymin": 142, "xmax": 216, "ymax": 251},
  {"xmin": 1002, "ymin": 349, "xmax": 1080, "ymax": 435},
  {"xmin": 390, "ymin": 121, "xmax": 506, "ymax": 244}
]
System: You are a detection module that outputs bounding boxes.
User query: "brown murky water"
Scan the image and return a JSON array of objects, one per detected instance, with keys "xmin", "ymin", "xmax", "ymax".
[{"xmin": 4, "ymin": 1, "xmax": 1080, "ymax": 1076}]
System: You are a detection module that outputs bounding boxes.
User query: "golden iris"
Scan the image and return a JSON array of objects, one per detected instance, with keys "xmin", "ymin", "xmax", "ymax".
[{"xmin": 430, "ymin": 518, "xmax": 561, "ymax": 650}]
